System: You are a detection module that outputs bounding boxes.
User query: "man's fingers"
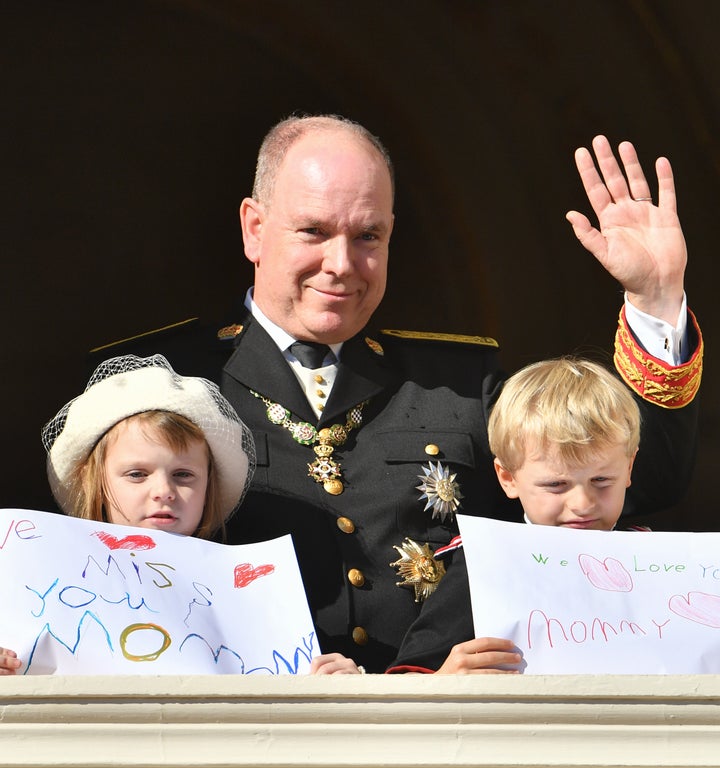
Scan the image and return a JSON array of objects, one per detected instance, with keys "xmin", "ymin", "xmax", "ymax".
[
  {"xmin": 591, "ymin": 135, "xmax": 632, "ymax": 203},
  {"xmin": 566, "ymin": 211, "xmax": 608, "ymax": 260},
  {"xmin": 618, "ymin": 140, "xmax": 653, "ymax": 202},
  {"xmin": 656, "ymin": 156, "xmax": 678, "ymax": 213},
  {"xmin": 574, "ymin": 145, "xmax": 611, "ymax": 214}
]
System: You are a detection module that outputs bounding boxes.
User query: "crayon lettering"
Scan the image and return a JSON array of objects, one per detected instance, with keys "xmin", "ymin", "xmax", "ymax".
[
  {"xmin": 25, "ymin": 610, "xmax": 113, "ymax": 673},
  {"xmin": 527, "ymin": 609, "xmax": 648, "ymax": 649},
  {"xmin": 26, "ymin": 578, "xmax": 59, "ymax": 617},
  {"xmin": 633, "ymin": 555, "xmax": 685, "ymax": 573},
  {"xmin": 120, "ymin": 622, "xmax": 171, "ymax": 661},
  {"xmin": 82, "ymin": 554, "xmax": 127, "ymax": 580},
  {"xmin": 59, "ymin": 585, "xmax": 97, "ymax": 609},
  {"xmin": 184, "ymin": 582, "xmax": 213, "ymax": 624},
  {"xmin": 699, "ymin": 565, "xmax": 720, "ymax": 580},
  {"xmin": 145, "ymin": 562, "xmax": 176, "ymax": 588},
  {"xmin": 652, "ymin": 618, "xmax": 671, "ymax": 638},
  {"xmin": 0, "ymin": 518, "xmax": 40, "ymax": 550}
]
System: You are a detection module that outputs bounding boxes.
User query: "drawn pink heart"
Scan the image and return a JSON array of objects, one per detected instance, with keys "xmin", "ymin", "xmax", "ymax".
[
  {"xmin": 578, "ymin": 554, "xmax": 633, "ymax": 592},
  {"xmin": 234, "ymin": 562, "xmax": 275, "ymax": 588},
  {"xmin": 669, "ymin": 592, "xmax": 720, "ymax": 628},
  {"xmin": 93, "ymin": 531, "xmax": 156, "ymax": 550}
]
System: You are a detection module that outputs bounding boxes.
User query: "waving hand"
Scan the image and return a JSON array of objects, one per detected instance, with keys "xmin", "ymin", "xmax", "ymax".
[{"xmin": 566, "ymin": 135, "xmax": 686, "ymax": 324}]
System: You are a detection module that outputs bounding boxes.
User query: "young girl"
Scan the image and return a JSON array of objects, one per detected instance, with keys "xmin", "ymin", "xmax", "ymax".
[{"xmin": 0, "ymin": 354, "xmax": 361, "ymax": 675}]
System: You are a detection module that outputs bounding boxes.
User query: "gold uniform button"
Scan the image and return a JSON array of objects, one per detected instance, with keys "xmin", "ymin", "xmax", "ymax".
[
  {"xmin": 316, "ymin": 389, "xmax": 326, "ymax": 398},
  {"xmin": 317, "ymin": 403, "xmax": 324, "ymax": 411},
  {"xmin": 352, "ymin": 626, "xmax": 369, "ymax": 646},
  {"xmin": 337, "ymin": 516, "xmax": 355, "ymax": 534},
  {"xmin": 425, "ymin": 444, "xmax": 440, "ymax": 456},
  {"xmin": 347, "ymin": 568, "xmax": 365, "ymax": 587},
  {"xmin": 314, "ymin": 374, "xmax": 325, "ymax": 384}
]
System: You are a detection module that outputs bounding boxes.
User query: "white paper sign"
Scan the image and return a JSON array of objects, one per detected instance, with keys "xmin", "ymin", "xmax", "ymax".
[
  {"xmin": 457, "ymin": 514, "xmax": 720, "ymax": 674},
  {"xmin": 0, "ymin": 509, "xmax": 319, "ymax": 675}
]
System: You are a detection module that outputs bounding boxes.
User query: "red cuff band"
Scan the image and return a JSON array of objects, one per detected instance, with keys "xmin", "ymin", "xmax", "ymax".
[
  {"xmin": 614, "ymin": 307, "xmax": 703, "ymax": 409},
  {"xmin": 385, "ymin": 664, "xmax": 435, "ymax": 674}
]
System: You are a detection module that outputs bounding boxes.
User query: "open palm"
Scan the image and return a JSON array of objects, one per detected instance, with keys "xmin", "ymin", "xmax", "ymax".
[{"xmin": 566, "ymin": 136, "xmax": 686, "ymax": 324}]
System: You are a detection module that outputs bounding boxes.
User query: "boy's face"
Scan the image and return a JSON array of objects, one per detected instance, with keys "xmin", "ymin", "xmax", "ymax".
[
  {"xmin": 494, "ymin": 441, "xmax": 636, "ymax": 530},
  {"xmin": 102, "ymin": 419, "xmax": 209, "ymax": 536}
]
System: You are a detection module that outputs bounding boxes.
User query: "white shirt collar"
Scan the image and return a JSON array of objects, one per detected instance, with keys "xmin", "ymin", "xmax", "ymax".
[{"xmin": 244, "ymin": 287, "xmax": 344, "ymax": 360}]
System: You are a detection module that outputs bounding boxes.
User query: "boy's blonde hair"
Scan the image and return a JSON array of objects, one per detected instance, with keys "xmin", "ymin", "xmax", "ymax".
[
  {"xmin": 488, "ymin": 357, "xmax": 640, "ymax": 472},
  {"xmin": 70, "ymin": 411, "xmax": 223, "ymax": 540}
]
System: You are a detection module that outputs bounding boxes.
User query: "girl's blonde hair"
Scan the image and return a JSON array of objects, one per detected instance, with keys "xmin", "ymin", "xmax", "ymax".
[
  {"xmin": 488, "ymin": 357, "xmax": 641, "ymax": 472},
  {"xmin": 68, "ymin": 411, "xmax": 223, "ymax": 540}
]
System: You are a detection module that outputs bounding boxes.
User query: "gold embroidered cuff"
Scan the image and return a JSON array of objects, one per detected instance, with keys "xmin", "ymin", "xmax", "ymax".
[{"xmin": 614, "ymin": 307, "xmax": 703, "ymax": 409}]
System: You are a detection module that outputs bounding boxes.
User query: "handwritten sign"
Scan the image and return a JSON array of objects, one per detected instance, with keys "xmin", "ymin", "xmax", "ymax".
[
  {"xmin": 457, "ymin": 514, "xmax": 720, "ymax": 674},
  {"xmin": 0, "ymin": 509, "xmax": 319, "ymax": 675}
]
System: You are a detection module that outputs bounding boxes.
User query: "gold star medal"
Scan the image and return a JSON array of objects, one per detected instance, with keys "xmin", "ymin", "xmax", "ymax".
[
  {"xmin": 416, "ymin": 460, "xmax": 463, "ymax": 522},
  {"xmin": 390, "ymin": 538, "xmax": 446, "ymax": 602}
]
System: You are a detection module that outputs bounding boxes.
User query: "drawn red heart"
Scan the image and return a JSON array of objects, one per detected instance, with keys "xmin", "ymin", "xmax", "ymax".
[
  {"xmin": 234, "ymin": 562, "xmax": 275, "ymax": 588},
  {"xmin": 669, "ymin": 592, "xmax": 720, "ymax": 628},
  {"xmin": 578, "ymin": 554, "xmax": 633, "ymax": 592},
  {"xmin": 93, "ymin": 531, "xmax": 156, "ymax": 550}
]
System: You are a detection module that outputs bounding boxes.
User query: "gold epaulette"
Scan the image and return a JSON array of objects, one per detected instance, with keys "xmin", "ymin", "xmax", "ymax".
[
  {"xmin": 614, "ymin": 307, "xmax": 703, "ymax": 408},
  {"xmin": 380, "ymin": 329, "xmax": 499, "ymax": 348},
  {"xmin": 89, "ymin": 318, "xmax": 199, "ymax": 354}
]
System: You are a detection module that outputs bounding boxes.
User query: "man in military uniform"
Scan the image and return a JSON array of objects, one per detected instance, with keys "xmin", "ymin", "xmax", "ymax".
[{"xmin": 91, "ymin": 115, "xmax": 702, "ymax": 672}]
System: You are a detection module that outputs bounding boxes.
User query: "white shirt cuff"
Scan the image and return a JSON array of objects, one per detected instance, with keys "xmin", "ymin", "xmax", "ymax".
[{"xmin": 623, "ymin": 292, "xmax": 689, "ymax": 365}]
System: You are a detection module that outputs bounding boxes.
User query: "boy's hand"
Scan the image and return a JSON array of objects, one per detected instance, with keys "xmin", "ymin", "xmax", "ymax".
[{"xmin": 435, "ymin": 637, "xmax": 522, "ymax": 674}]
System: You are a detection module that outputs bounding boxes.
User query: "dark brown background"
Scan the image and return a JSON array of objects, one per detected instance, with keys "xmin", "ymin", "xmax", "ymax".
[{"xmin": 3, "ymin": 0, "xmax": 717, "ymax": 529}]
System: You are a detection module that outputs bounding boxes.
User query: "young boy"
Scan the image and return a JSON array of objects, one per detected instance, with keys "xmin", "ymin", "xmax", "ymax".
[{"xmin": 387, "ymin": 356, "xmax": 643, "ymax": 674}]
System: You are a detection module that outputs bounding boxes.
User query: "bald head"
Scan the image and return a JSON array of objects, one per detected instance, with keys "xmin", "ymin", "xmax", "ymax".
[{"xmin": 252, "ymin": 114, "xmax": 395, "ymax": 207}]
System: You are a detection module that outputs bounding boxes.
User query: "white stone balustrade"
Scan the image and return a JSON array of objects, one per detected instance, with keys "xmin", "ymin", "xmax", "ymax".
[{"xmin": 2, "ymin": 674, "xmax": 720, "ymax": 767}]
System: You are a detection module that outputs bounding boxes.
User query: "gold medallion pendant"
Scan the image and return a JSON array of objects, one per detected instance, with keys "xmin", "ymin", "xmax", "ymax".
[
  {"xmin": 308, "ymin": 430, "xmax": 344, "ymax": 494},
  {"xmin": 250, "ymin": 391, "xmax": 367, "ymax": 495},
  {"xmin": 390, "ymin": 538, "xmax": 446, "ymax": 602}
]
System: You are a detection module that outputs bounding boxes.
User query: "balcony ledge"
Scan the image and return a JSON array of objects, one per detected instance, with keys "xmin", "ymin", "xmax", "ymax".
[{"xmin": 2, "ymin": 674, "xmax": 720, "ymax": 767}]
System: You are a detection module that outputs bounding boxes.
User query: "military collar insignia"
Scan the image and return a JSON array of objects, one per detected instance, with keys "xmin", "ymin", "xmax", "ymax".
[
  {"xmin": 364, "ymin": 336, "xmax": 384, "ymax": 355},
  {"xmin": 217, "ymin": 323, "xmax": 244, "ymax": 341},
  {"xmin": 390, "ymin": 538, "xmax": 446, "ymax": 602}
]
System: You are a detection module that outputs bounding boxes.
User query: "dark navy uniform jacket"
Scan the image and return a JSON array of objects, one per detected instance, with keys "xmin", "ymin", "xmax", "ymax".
[
  {"xmin": 89, "ymin": 305, "xmax": 699, "ymax": 672},
  {"xmin": 388, "ymin": 523, "xmax": 653, "ymax": 674}
]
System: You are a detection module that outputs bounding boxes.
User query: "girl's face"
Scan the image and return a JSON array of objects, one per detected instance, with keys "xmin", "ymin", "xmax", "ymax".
[
  {"xmin": 494, "ymin": 441, "xmax": 636, "ymax": 530},
  {"xmin": 102, "ymin": 419, "xmax": 209, "ymax": 536}
]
